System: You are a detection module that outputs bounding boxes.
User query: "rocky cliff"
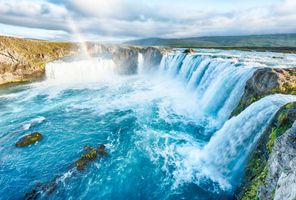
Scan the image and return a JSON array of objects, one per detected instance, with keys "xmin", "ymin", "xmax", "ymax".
[
  {"xmin": 232, "ymin": 68, "xmax": 296, "ymax": 116},
  {"xmin": 0, "ymin": 36, "xmax": 78, "ymax": 85},
  {"xmin": 232, "ymin": 64, "xmax": 296, "ymax": 200},
  {"xmin": 235, "ymin": 102, "xmax": 296, "ymax": 200},
  {"xmin": 0, "ymin": 36, "xmax": 164, "ymax": 84}
]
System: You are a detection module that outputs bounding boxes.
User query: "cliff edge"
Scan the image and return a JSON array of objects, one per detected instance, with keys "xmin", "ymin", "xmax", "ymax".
[{"xmin": 0, "ymin": 36, "xmax": 77, "ymax": 85}]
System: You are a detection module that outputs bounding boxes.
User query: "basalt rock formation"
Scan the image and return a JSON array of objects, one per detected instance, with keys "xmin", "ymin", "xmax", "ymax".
[
  {"xmin": 0, "ymin": 36, "xmax": 164, "ymax": 84},
  {"xmin": 236, "ymin": 102, "xmax": 296, "ymax": 200},
  {"xmin": 232, "ymin": 68, "xmax": 296, "ymax": 116}
]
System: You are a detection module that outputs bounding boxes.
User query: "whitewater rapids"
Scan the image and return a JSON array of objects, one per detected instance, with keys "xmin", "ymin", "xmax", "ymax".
[{"xmin": 0, "ymin": 49, "xmax": 295, "ymax": 200}]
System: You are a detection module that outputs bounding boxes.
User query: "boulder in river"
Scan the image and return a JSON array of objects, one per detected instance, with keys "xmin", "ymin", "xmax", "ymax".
[
  {"xmin": 75, "ymin": 144, "xmax": 108, "ymax": 170},
  {"xmin": 16, "ymin": 132, "xmax": 43, "ymax": 147}
]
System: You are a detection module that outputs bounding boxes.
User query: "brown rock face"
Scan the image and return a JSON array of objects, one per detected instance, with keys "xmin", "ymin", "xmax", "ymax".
[
  {"xmin": 0, "ymin": 36, "xmax": 77, "ymax": 85},
  {"xmin": 232, "ymin": 68, "xmax": 296, "ymax": 116}
]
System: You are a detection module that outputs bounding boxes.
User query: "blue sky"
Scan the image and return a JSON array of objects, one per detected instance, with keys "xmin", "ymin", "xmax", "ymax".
[{"xmin": 0, "ymin": 0, "xmax": 295, "ymax": 41}]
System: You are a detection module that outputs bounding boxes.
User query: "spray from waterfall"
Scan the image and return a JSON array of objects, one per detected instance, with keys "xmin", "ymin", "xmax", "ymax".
[
  {"xmin": 138, "ymin": 53, "xmax": 144, "ymax": 74},
  {"xmin": 45, "ymin": 57, "xmax": 116, "ymax": 83},
  {"xmin": 67, "ymin": 16, "xmax": 91, "ymax": 59},
  {"xmin": 174, "ymin": 94, "xmax": 296, "ymax": 192},
  {"xmin": 159, "ymin": 53, "xmax": 255, "ymax": 124}
]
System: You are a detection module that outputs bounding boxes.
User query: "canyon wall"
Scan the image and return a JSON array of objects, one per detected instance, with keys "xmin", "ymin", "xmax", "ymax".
[{"xmin": 0, "ymin": 36, "xmax": 164, "ymax": 85}]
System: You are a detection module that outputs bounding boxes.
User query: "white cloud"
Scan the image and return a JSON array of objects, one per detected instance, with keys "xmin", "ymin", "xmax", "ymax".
[{"xmin": 0, "ymin": 0, "xmax": 295, "ymax": 41}]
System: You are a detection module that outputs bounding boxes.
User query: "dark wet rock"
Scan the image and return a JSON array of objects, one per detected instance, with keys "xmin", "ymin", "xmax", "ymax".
[
  {"xmin": 25, "ymin": 181, "xmax": 58, "ymax": 200},
  {"xmin": 16, "ymin": 132, "xmax": 43, "ymax": 147},
  {"xmin": 139, "ymin": 47, "xmax": 163, "ymax": 71},
  {"xmin": 112, "ymin": 47, "xmax": 139, "ymax": 75},
  {"xmin": 75, "ymin": 146, "xmax": 98, "ymax": 170},
  {"xmin": 98, "ymin": 144, "xmax": 109, "ymax": 156},
  {"xmin": 75, "ymin": 144, "xmax": 108, "ymax": 171},
  {"xmin": 183, "ymin": 48, "xmax": 195, "ymax": 54}
]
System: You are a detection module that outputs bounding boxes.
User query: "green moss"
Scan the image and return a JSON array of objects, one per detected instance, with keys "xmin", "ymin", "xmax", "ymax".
[
  {"xmin": 241, "ymin": 102, "xmax": 295, "ymax": 199},
  {"xmin": 16, "ymin": 132, "xmax": 43, "ymax": 147},
  {"xmin": 242, "ymin": 163, "xmax": 268, "ymax": 200},
  {"xmin": 266, "ymin": 128, "xmax": 277, "ymax": 153}
]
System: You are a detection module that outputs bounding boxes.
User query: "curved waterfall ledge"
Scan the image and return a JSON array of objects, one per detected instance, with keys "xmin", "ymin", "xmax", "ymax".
[
  {"xmin": 235, "ymin": 101, "xmax": 296, "ymax": 200},
  {"xmin": 232, "ymin": 68, "xmax": 296, "ymax": 117}
]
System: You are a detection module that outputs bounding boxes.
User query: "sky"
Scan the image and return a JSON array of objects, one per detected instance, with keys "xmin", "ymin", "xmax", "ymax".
[{"xmin": 0, "ymin": 0, "xmax": 295, "ymax": 42}]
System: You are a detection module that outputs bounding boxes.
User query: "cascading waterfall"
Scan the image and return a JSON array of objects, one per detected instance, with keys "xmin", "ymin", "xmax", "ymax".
[
  {"xmin": 2, "ymin": 48, "xmax": 296, "ymax": 199},
  {"xmin": 174, "ymin": 94, "xmax": 296, "ymax": 192},
  {"xmin": 45, "ymin": 57, "xmax": 116, "ymax": 82},
  {"xmin": 159, "ymin": 53, "xmax": 255, "ymax": 124},
  {"xmin": 138, "ymin": 53, "xmax": 144, "ymax": 74}
]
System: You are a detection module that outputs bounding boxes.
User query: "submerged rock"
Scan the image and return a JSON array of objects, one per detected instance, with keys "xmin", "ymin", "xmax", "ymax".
[
  {"xmin": 98, "ymin": 144, "xmax": 109, "ymax": 156},
  {"xmin": 25, "ymin": 144, "xmax": 109, "ymax": 198},
  {"xmin": 75, "ymin": 144, "xmax": 108, "ymax": 170},
  {"xmin": 25, "ymin": 181, "xmax": 57, "ymax": 200},
  {"xmin": 16, "ymin": 132, "xmax": 43, "ymax": 147}
]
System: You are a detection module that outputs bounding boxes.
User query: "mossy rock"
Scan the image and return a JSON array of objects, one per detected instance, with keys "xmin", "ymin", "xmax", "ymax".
[
  {"xmin": 237, "ymin": 102, "xmax": 296, "ymax": 199},
  {"xmin": 75, "ymin": 144, "xmax": 108, "ymax": 171},
  {"xmin": 16, "ymin": 132, "xmax": 43, "ymax": 147}
]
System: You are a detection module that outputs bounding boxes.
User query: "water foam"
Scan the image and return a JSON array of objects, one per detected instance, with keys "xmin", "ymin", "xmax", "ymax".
[
  {"xmin": 159, "ymin": 53, "xmax": 255, "ymax": 125},
  {"xmin": 172, "ymin": 94, "xmax": 296, "ymax": 192},
  {"xmin": 45, "ymin": 57, "xmax": 116, "ymax": 83}
]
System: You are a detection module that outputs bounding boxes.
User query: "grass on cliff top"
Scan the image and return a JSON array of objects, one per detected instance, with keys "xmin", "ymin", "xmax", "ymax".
[{"xmin": 0, "ymin": 36, "xmax": 76, "ymax": 68}]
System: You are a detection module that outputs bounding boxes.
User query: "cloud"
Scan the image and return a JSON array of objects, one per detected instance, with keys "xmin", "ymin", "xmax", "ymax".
[
  {"xmin": 0, "ymin": 0, "xmax": 295, "ymax": 41},
  {"xmin": 0, "ymin": 0, "xmax": 69, "ymax": 31}
]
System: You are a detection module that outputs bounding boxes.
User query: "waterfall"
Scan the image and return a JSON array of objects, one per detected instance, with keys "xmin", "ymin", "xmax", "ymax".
[
  {"xmin": 174, "ymin": 94, "xmax": 296, "ymax": 192},
  {"xmin": 138, "ymin": 53, "xmax": 144, "ymax": 74},
  {"xmin": 202, "ymin": 94, "xmax": 296, "ymax": 189},
  {"xmin": 159, "ymin": 53, "xmax": 255, "ymax": 123},
  {"xmin": 45, "ymin": 57, "xmax": 116, "ymax": 83}
]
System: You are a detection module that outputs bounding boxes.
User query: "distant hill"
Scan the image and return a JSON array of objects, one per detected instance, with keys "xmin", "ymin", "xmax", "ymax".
[{"xmin": 125, "ymin": 34, "xmax": 296, "ymax": 48}]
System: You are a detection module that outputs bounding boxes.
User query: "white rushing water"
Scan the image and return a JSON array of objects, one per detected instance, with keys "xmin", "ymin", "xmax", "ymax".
[
  {"xmin": 42, "ymin": 52, "xmax": 296, "ymax": 192},
  {"xmin": 45, "ymin": 57, "xmax": 116, "ymax": 83},
  {"xmin": 138, "ymin": 53, "xmax": 144, "ymax": 74},
  {"xmin": 174, "ymin": 94, "xmax": 296, "ymax": 191},
  {"xmin": 159, "ymin": 53, "xmax": 255, "ymax": 124}
]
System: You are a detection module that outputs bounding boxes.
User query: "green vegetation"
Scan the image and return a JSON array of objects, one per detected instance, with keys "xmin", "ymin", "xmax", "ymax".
[
  {"xmin": 241, "ymin": 102, "xmax": 296, "ymax": 199},
  {"xmin": 0, "ymin": 36, "xmax": 75, "ymax": 68},
  {"xmin": 126, "ymin": 34, "xmax": 296, "ymax": 52},
  {"xmin": 232, "ymin": 80, "xmax": 296, "ymax": 117}
]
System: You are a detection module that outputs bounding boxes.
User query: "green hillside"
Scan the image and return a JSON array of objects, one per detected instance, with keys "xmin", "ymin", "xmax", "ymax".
[{"xmin": 126, "ymin": 34, "xmax": 296, "ymax": 50}]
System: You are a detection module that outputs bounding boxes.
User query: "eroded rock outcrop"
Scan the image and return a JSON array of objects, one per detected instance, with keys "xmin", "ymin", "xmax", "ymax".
[
  {"xmin": 232, "ymin": 68, "xmax": 296, "ymax": 116},
  {"xmin": 0, "ymin": 36, "xmax": 164, "ymax": 84},
  {"xmin": 236, "ymin": 102, "xmax": 296, "ymax": 200},
  {"xmin": 0, "ymin": 36, "xmax": 77, "ymax": 85},
  {"xmin": 112, "ymin": 47, "xmax": 139, "ymax": 74},
  {"xmin": 258, "ymin": 121, "xmax": 296, "ymax": 200}
]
